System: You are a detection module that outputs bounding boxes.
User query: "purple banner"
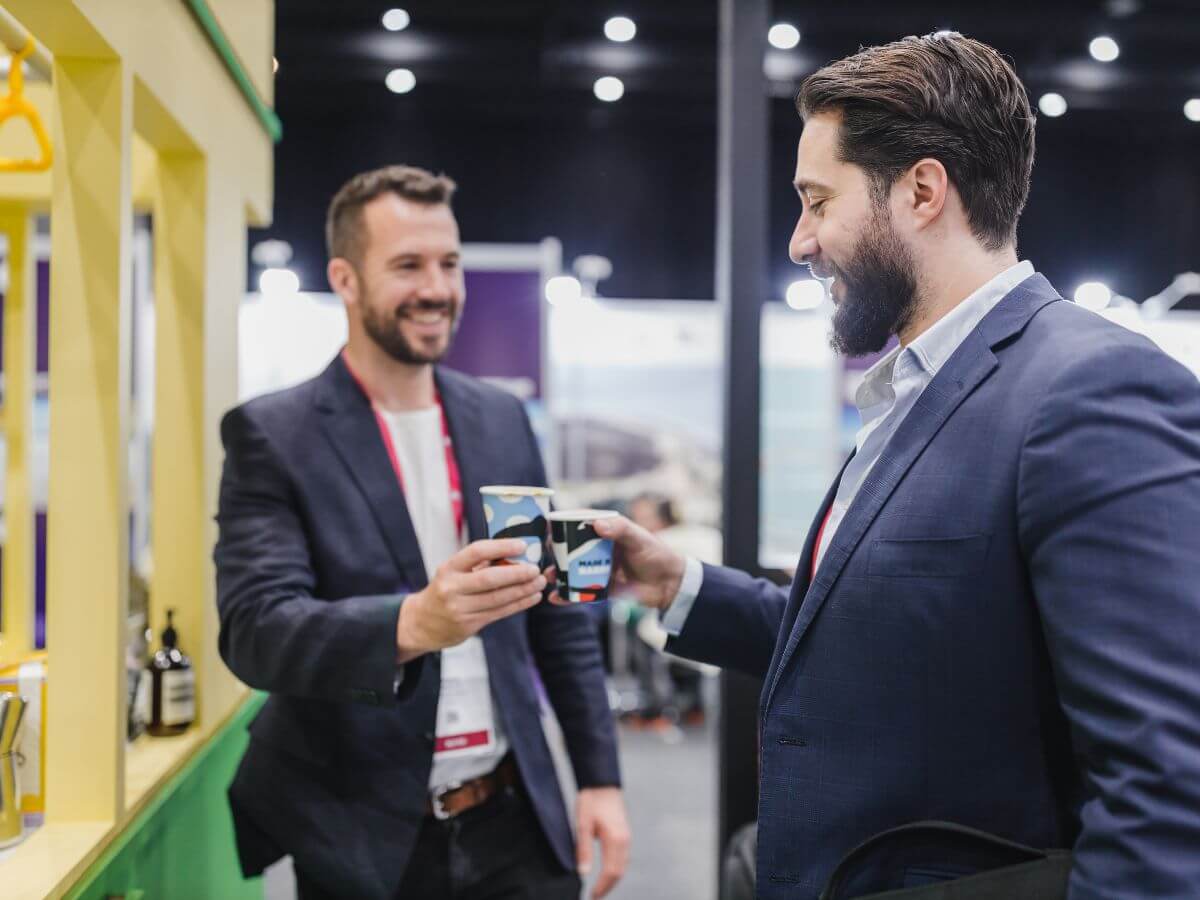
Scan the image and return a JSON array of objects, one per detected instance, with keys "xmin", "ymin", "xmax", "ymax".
[{"xmin": 442, "ymin": 270, "xmax": 543, "ymax": 397}]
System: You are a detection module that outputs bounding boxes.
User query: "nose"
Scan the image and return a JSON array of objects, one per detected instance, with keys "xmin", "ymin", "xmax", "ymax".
[
  {"xmin": 417, "ymin": 262, "xmax": 454, "ymax": 299},
  {"xmin": 789, "ymin": 215, "xmax": 819, "ymax": 266}
]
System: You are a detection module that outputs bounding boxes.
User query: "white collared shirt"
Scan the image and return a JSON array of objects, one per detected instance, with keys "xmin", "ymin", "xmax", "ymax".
[{"xmin": 662, "ymin": 260, "xmax": 1036, "ymax": 635}]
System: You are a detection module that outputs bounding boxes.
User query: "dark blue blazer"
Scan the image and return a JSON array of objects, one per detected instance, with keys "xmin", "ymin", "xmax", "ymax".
[
  {"xmin": 669, "ymin": 274, "xmax": 1200, "ymax": 899},
  {"xmin": 214, "ymin": 355, "xmax": 619, "ymax": 898}
]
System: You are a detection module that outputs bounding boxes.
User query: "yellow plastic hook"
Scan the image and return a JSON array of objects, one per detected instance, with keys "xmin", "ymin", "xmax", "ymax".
[{"xmin": 0, "ymin": 35, "xmax": 53, "ymax": 173}]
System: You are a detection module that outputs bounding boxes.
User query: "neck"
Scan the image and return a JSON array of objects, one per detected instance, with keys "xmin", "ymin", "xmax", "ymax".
[
  {"xmin": 898, "ymin": 240, "xmax": 1019, "ymax": 346},
  {"xmin": 343, "ymin": 338, "xmax": 436, "ymax": 412}
]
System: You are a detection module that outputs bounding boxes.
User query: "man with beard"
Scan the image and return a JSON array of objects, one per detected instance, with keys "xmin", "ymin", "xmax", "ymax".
[
  {"xmin": 215, "ymin": 166, "xmax": 629, "ymax": 899},
  {"xmin": 583, "ymin": 33, "xmax": 1200, "ymax": 899}
]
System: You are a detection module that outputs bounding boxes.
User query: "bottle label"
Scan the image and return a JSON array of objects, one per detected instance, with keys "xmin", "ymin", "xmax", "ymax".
[{"xmin": 161, "ymin": 669, "xmax": 195, "ymax": 727}]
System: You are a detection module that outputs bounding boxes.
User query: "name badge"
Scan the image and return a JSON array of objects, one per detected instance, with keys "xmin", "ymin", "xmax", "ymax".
[{"xmin": 433, "ymin": 636, "xmax": 497, "ymax": 757}]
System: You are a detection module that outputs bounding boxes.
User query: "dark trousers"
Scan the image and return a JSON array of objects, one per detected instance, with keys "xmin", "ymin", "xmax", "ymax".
[{"xmin": 297, "ymin": 786, "xmax": 580, "ymax": 900}]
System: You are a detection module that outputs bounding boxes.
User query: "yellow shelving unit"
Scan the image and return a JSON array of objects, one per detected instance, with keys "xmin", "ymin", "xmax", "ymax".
[{"xmin": 0, "ymin": 2, "xmax": 275, "ymax": 896}]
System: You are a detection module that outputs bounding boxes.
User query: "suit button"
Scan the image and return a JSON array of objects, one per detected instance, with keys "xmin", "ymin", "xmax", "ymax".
[{"xmin": 423, "ymin": 731, "xmax": 435, "ymax": 743}]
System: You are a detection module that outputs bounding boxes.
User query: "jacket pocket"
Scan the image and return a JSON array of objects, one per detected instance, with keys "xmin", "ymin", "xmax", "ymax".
[{"xmin": 868, "ymin": 534, "xmax": 991, "ymax": 578}]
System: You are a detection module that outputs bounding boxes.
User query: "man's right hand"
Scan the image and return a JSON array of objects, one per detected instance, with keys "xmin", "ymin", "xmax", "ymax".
[
  {"xmin": 396, "ymin": 539, "xmax": 545, "ymax": 661},
  {"xmin": 591, "ymin": 515, "xmax": 686, "ymax": 611}
]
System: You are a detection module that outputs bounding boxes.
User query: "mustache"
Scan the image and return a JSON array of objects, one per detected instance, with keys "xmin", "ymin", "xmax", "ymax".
[{"xmin": 806, "ymin": 259, "xmax": 839, "ymax": 282}]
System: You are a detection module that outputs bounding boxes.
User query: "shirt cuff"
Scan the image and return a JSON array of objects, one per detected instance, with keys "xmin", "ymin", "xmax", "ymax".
[{"xmin": 660, "ymin": 556, "xmax": 704, "ymax": 636}]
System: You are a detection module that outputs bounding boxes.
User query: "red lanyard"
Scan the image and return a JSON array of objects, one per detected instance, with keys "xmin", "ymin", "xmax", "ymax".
[{"xmin": 342, "ymin": 351, "xmax": 465, "ymax": 539}]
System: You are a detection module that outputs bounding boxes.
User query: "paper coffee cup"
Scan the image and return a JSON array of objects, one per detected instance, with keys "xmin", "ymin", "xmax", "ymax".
[
  {"xmin": 546, "ymin": 509, "xmax": 618, "ymax": 603},
  {"xmin": 479, "ymin": 486, "xmax": 554, "ymax": 565}
]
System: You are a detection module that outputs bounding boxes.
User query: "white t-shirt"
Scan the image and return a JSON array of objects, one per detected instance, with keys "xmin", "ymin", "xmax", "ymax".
[{"xmin": 376, "ymin": 405, "xmax": 510, "ymax": 791}]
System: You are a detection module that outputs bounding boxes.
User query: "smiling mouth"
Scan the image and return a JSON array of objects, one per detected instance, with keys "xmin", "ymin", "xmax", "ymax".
[{"xmin": 398, "ymin": 304, "xmax": 453, "ymax": 326}]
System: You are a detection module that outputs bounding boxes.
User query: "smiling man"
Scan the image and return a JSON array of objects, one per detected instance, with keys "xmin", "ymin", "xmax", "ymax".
[
  {"xmin": 215, "ymin": 166, "xmax": 628, "ymax": 900},
  {"xmin": 588, "ymin": 32, "xmax": 1200, "ymax": 899}
]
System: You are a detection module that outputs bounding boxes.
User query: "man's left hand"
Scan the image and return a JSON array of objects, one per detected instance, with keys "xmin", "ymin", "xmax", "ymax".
[{"xmin": 575, "ymin": 786, "xmax": 630, "ymax": 899}]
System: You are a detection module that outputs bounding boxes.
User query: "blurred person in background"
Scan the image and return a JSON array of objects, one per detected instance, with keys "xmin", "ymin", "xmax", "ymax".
[{"xmin": 623, "ymin": 493, "xmax": 718, "ymax": 729}]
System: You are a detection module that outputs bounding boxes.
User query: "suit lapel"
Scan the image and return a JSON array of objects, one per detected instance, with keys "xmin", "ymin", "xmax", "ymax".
[
  {"xmin": 759, "ymin": 459, "xmax": 850, "ymax": 712},
  {"xmin": 435, "ymin": 369, "xmax": 522, "ymax": 668},
  {"xmin": 315, "ymin": 354, "xmax": 427, "ymax": 590},
  {"xmin": 763, "ymin": 274, "xmax": 1062, "ymax": 711}
]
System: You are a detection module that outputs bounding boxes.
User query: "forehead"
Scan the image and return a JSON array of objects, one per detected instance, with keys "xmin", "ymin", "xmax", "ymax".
[
  {"xmin": 360, "ymin": 193, "xmax": 460, "ymax": 255},
  {"xmin": 794, "ymin": 111, "xmax": 853, "ymax": 187}
]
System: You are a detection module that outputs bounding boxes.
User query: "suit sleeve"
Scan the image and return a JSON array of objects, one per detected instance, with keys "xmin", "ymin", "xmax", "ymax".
[
  {"xmin": 1018, "ymin": 341, "xmax": 1200, "ymax": 898},
  {"xmin": 517, "ymin": 399, "xmax": 622, "ymax": 788},
  {"xmin": 214, "ymin": 405, "xmax": 427, "ymax": 706},
  {"xmin": 665, "ymin": 563, "xmax": 790, "ymax": 678}
]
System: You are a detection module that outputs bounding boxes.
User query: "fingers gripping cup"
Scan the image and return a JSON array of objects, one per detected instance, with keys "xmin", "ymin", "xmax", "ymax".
[
  {"xmin": 547, "ymin": 509, "xmax": 618, "ymax": 603},
  {"xmin": 479, "ymin": 486, "xmax": 554, "ymax": 566}
]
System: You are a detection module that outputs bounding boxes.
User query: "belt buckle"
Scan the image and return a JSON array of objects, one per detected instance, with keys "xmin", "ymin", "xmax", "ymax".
[{"xmin": 430, "ymin": 781, "xmax": 463, "ymax": 821}]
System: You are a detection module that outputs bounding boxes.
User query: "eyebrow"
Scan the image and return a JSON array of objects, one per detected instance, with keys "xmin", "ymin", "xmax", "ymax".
[{"xmin": 794, "ymin": 179, "xmax": 833, "ymax": 197}]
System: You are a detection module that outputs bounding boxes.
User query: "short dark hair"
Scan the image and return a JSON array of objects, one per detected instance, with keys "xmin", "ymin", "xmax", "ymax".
[
  {"xmin": 325, "ymin": 164, "xmax": 457, "ymax": 264},
  {"xmin": 796, "ymin": 32, "xmax": 1035, "ymax": 250}
]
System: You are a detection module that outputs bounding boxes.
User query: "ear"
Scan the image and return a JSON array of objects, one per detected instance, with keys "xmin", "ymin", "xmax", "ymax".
[
  {"xmin": 903, "ymin": 158, "xmax": 949, "ymax": 231},
  {"xmin": 327, "ymin": 257, "xmax": 361, "ymax": 306}
]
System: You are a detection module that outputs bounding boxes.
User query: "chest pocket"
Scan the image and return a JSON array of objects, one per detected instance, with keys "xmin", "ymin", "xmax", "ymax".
[{"xmin": 868, "ymin": 533, "xmax": 991, "ymax": 578}]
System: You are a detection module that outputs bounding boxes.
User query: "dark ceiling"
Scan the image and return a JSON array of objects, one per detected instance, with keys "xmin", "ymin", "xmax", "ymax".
[{"xmin": 257, "ymin": 0, "xmax": 1200, "ymax": 305}]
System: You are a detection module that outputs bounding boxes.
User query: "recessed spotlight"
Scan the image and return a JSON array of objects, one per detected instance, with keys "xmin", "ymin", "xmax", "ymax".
[
  {"xmin": 594, "ymin": 76, "xmax": 624, "ymax": 102},
  {"xmin": 382, "ymin": 8, "xmax": 410, "ymax": 32},
  {"xmin": 1038, "ymin": 92, "xmax": 1067, "ymax": 117},
  {"xmin": 1089, "ymin": 36, "xmax": 1119, "ymax": 63},
  {"xmin": 768, "ymin": 23, "xmax": 801, "ymax": 51},
  {"xmin": 385, "ymin": 68, "xmax": 416, "ymax": 94},
  {"xmin": 1185, "ymin": 99, "xmax": 1200, "ymax": 122},
  {"xmin": 604, "ymin": 16, "xmax": 636, "ymax": 43}
]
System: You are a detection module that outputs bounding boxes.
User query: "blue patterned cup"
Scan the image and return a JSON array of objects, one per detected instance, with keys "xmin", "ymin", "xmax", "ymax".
[
  {"xmin": 546, "ymin": 509, "xmax": 618, "ymax": 603},
  {"xmin": 479, "ymin": 486, "xmax": 554, "ymax": 566}
]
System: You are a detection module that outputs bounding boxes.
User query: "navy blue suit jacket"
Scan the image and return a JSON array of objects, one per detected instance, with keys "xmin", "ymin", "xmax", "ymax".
[
  {"xmin": 669, "ymin": 274, "xmax": 1200, "ymax": 899},
  {"xmin": 214, "ymin": 355, "xmax": 619, "ymax": 898}
]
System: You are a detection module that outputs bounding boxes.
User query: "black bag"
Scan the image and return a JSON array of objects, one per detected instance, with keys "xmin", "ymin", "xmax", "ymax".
[{"xmin": 819, "ymin": 820, "xmax": 1071, "ymax": 899}]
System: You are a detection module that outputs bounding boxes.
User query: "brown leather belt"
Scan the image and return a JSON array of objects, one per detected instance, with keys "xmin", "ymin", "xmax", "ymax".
[{"xmin": 425, "ymin": 755, "xmax": 520, "ymax": 820}]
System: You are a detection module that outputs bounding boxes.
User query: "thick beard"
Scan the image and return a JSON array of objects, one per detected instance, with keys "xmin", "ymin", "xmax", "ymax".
[
  {"xmin": 828, "ymin": 207, "xmax": 920, "ymax": 357},
  {"xmin": 361, "ymin": 291, "xmax": 459, "ymax": 365}
]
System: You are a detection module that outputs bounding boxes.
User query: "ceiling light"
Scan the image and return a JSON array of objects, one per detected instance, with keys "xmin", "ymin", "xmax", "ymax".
[
  {"xmin": 545, "ymin": 276, "xmax": 583, "ymax": 306},
  {"xmin": 382, "ymin": 8, "xmax": 410, "ymax": 32},
  {"xmin": 1074, "ymin": 281, "xmax": 1113, "ymax": 311},
  {"xmin": 604, "ymin": 16, "xmax": 636, "ymax": 43},
  {"xmin": 260, "ymin": 268, "xmax": 300, "ymax": 299},
  {"xmin": 272, "ymin": 56, "xmax": 279, "ymax": 74},
  {"xmin": 1038, "ymin": 92, "xmax": 1067, "ymax": 117},
  {"xmin": 785, "ymin": 280, "xmax": 825, "ymax": 311},
  {"xmin": 594, "ymin": 76, "xmax": 624, "ymax": 102},
  {"xmin": 385, "ymin": 68, "xmax": 416, "ymax": 94},
  {"xmin": 1185, "ymin": 99, "xmax": 1200, "ymax": 122},
  {"xmin": 768, "ymin": 23, "xmax": 801, "ymax": 51},
  {"xmin": 1089, "ymin": 36, "xmax": 1119, "ymax": 63}
]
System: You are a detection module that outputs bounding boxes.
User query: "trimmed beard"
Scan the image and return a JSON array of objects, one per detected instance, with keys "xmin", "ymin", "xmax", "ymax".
[
  {"xmin": 360, "ymin": 288, "xmax": 460, "ymax": 366},
  {"xmin": 827, "ymin": 204, "xmax": 920, "ymax": 357}
]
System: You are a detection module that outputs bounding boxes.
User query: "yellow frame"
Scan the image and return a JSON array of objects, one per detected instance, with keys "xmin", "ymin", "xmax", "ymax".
[{"xmin": 0, "ymin": 1, "xmax": 273, "ymax": 896}]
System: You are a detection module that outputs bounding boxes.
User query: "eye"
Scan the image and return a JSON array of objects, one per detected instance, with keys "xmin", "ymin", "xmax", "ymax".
[
  {"xmin": 809, "ymin": 199, "xmax": 827, "ymax": 215},
  {"xmin": 442, "ymin": 259, "xmax": 460, "ymax": 271}
]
